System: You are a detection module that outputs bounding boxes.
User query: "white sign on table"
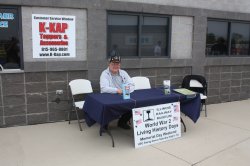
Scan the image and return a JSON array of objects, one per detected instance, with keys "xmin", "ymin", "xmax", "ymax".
[
  {"xmin": 132, "ymin": 102, "xmax": 181, "ymax": 148},
  {"xmin": 32, "ymin": 14, "xmax": 75, "ymax": 58}
]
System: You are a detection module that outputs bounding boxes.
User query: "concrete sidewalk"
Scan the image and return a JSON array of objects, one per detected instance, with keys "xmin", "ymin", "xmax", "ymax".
[{"xmin": 0, "ymin": 99, "xmax": 250, "ymax": 166}]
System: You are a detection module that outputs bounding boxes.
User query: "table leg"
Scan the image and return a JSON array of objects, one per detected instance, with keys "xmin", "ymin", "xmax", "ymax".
[
  {"xmin": 99, "ymin": 125, "xmax": 115, "ymax": 147},
  {"xmin": 181, "ymin": 117, "xmax": 186, "ymax": 132}
]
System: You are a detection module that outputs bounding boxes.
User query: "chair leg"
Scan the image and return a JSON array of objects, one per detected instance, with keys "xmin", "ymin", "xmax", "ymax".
[
  {"xmin": 200, "ymin": 103, "xmax": 203, "ymax": 112},
  {"xmin": 204, "ymin": 102, "xmax": 207, "ymax": 117},
  {"xmin": 75, "ymin": 108, "xmax": 83, "ymax": 131},
  {"xmin": 68, "ymin": 109, "xmax": 72, "ymax": 124}
]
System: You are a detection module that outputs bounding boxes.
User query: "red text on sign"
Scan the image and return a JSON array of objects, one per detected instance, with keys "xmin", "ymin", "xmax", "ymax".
[{"xmin": 39, "ymin": 22, "xmax": 68, "ymax": 33}]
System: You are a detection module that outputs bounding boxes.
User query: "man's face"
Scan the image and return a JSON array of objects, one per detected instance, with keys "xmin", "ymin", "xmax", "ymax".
[{"xmin": 109, "ymin": 62, "xmax": 120, "ymax": 74}]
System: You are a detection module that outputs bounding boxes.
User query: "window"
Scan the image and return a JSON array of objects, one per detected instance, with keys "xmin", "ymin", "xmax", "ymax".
[
  {"xmin": 206, "ymin": 19, "xmax": 250, "ymax": 56},
  {"xmin": 230, "ymin": 23, "xmax": 250, "ymax": 55},
  {"xmin": 206, "ymin": 21, "xmax": 228, "ymax": 55},
  {"xmin": 107, "ymin": 12, "xmax": 170, "ymax": 57},
  {"xmin": 0, "ymin": 6, "xmax": 22, "ymax": 69}
]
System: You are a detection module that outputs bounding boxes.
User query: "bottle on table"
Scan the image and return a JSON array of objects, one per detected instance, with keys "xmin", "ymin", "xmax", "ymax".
[{"xmin": 163, "ymin": 80, "xmax": 171, "ymax": 95}]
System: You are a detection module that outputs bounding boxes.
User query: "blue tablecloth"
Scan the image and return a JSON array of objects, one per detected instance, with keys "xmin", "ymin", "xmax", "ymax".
[{"xmin": 83, "ymin": 88, "xmax": 201, "ymax": 129}]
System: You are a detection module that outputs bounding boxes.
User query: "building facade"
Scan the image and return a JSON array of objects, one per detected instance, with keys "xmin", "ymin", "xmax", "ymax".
[{"xmin": 0, "ymin": 0, "xmax": 249, "ymax": 127}]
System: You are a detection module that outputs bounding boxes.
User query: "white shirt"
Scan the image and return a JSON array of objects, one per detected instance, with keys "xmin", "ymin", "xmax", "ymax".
[
  {"xmin": 154, "ymin": 45, "xmax": 161, "ymax": 56},
  {"xmin": 100, "ymin": 68, "xmax": 135, "ymax": 94}
]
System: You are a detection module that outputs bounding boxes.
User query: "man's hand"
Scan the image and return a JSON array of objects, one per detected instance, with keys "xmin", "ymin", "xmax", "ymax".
[{"xmin": 117, "ymin": 89, "xmax": 122, "ymax": 94}]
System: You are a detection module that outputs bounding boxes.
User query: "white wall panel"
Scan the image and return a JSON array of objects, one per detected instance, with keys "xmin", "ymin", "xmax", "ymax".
[{"xmin": 171, "ymin": 16, "xmax": 193, "ymax": 59}]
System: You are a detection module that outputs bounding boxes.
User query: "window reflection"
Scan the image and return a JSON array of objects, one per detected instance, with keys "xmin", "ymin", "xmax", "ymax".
[
  {"xmin": 206, "ymin": 21, "xmax": 228, "ymax": 55},
  {"xmin": 230, "ymin": 23, "xmax": 250, "ymax": 55},
  {"xmin": 108, "ymin": 14, "xmax": 138, "ymax": 57},
  {"xmin": 141, "ymin": 16, "xmax": 168, "ymax": 56},
  {"xmin": 206, "ymin": 19, "xmax": 250, "ymax": 56},
  {"xmin": 107, "ymin": 13, "xmax": 170, "ymax": 57},
  {"xmin": 0, "ymin": 7, "xmax": 21, "ymax": 69}
]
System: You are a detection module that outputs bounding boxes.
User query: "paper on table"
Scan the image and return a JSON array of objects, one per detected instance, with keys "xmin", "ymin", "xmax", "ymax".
[{"xmin": 173, "ymin": 88, "xmax": 196, "ymax": 97}]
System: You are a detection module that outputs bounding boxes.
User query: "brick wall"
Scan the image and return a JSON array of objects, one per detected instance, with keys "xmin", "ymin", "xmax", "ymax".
[
  {"xmin": 205, "ymin": 65, "xmax": 250, "ymax": 104},
  {"xmin": 0, "ymin": 71, "xmax": 87, "ymax": 127}
]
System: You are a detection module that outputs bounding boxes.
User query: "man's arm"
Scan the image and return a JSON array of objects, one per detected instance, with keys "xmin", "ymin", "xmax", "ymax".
[{"xmin": 122, "ymin": 71, "xmax": 135, "ymax": 93}]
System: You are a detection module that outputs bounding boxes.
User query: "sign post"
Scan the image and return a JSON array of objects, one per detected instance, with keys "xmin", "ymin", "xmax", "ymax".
[{"xmin": 132, "ymin": 102, "xmax": 181, "ymax": 148}]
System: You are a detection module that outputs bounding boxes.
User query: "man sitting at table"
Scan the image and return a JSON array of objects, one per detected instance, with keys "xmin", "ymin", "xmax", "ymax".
[{"xmin": 100, "ymin": 55, "xmax": 135, "ymax": 130}]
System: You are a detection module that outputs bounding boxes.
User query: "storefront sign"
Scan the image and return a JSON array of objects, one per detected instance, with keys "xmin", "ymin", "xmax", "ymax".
[
  {"xmin": 0, "ymin": 13, "xmax": 14, "ymax": 28},
  {"xmin": 32, "ymin": 14, "xmax": 75, "ymax": 58},
  {"xmin": 132, "ymin": 102, "xmax": 181, "ymax": 148}
]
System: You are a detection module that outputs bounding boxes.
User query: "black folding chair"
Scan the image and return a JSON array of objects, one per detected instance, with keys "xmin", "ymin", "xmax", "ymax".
[{"xmin": 182, "ymin": 75, "xmax": 208, "ymax": 117}]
